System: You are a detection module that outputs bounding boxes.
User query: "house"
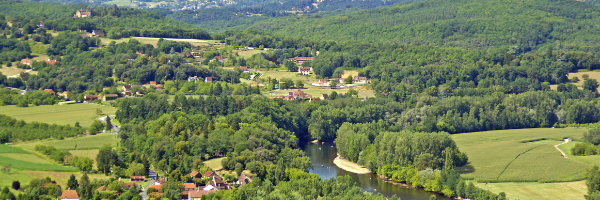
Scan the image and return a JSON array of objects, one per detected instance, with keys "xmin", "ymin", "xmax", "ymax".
[
  {"xmin": 179, "ymin": 52, "xmax": 193, "ymax": 58},
  {"xmin": 286, "ymin": 90, "xmax": 311, "ymax": 100},
  {"xmin": 38, "ymin": 21, "xmax": 44, "ymax": 27},
  {"xmin": 21, "ymin": 59, "xmax": 32, "ymax": 66},
  {"xmin": 203, "ymin": 171, "xmax": 215, "ymax": 178},
  {"xmin": 103, "ymin": 94, "xmax": 118, "ymax": 101},
  {"xmin": 149, "ymin": 184, "xmax": 162, "ymax": 192},
  {"xmin": 123, "ymin": 182, "xmax": 139, "ymax": 190},
  {"xmin": 310, "ymin": 98, "xmax": 321, "ymax": 102},
  {"xmin": 6, "ymin": 21, "xmax": 13, "ymax": 27},
  {"xmin": 290, "ymin": 56, "xmax": 314, "ymax": 64},
  {"xmin": 338, "ymin": 78, "xmax": 346, "ymax": 84},
  {"xmin": 60, "ymin": 91, "xmax": 70, "ymax": 99},
  {"xmin": 130, "ymin": 176, "xmax": 145, "ymax": 182},
  {"xmin": 150, "ymin": 81, "xmax": 157, "ymax": 85},
  {"xmin": 45, "ymin": 60, "xmax": 58, "ymax": 66},
  {"xmin": 91, "ymin": 30, "xmax": 105, "ymax": 37},
  {"xmin": 44, "ymin": 89, "xmax": 56, "ymax": 96},
  {"xmin": 353, "ymin": 76, "xmax": 368, "ymax": 83},
  {"xmin": 298, "ymin": 67, "xmax": 311, "ymax": 75},
  {"xmin": 236, "ymin": 174, "xmax": 251, "ymax": 186},
  {"xmin": 19, "ymin": 88, "xmax": 33, "ymax": 95},
  {"xmin": 311, "ymin": 79, "xmax": 330, "ymax": 87},
  {"xmin": 96, "ymin": 186, "xmax": 110, "ymax": 192},
  {"xmin": 188, "ymin": 190, "xmax": 215, "ymax": 200},
  {"xmin": 215, "ymin": 56, "xmax": 224, "ymax": 62},
  {"xmin": 122, "ymin": 85, "xmax": 133, "ymax": 96},
  {"xmin": 213, "ymin": 176, "xmax": 231, "ymax": 190},
  {"xmin": 84, "ymin": 95, "xmax": 98, "ymax": 101},
  {"xmin": 190, "ymin": 49, "xmax": 202, "ymax": 58},
  {"xmin": 204, "ymin": 77, "xmax": 213, "ymax": 82},
  {"xmin": 182, "ymin": 183, "xmax": 196, "ymax": 191},
  {"xmin": 155, "ymin": 84, "xmax": 164, "ymax": 89},
  {"xmin": 74, "ymin": 9, "xmax": 92, "ymax": 18},
  {"xmin": 188, "ymin": 76, "xmax": 199, "ymax": 82},
  {"xmin": 60, "ymin": 190, "xmax": 79, "ymax": 200},
  {"xmin": 155, "ymin": 178, "xmax": 167, "ymax": 185},
  {"xmin": 321, "ymin": 94, "xmax": 329, "ymax": 100},
  {"xmin": 237, "ymin": 66, "xmax": 249, "ymax": 73},
  {"xmin": 190, "ymin": 171, "xmax": 202, "ymax": 179}
]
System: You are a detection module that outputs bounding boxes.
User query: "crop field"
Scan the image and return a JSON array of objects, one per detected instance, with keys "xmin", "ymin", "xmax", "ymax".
[
  {"xmin": 452, "ymin": 128, "xmax": 590, "ymax": 182},
  {"xmin": 0, "ymin": 104, "xmax": 118, "ymax": 127},
  {"xmin": 0, "ymin": 169, "xmax": 35, "ymax": 190},
  {"xmin": 15, "ymin": 134, "xmax": 118, "ymax": 151},
  {"xmin": 472, "ymin": 180, "xmax": 586, "ymax": 200},
  {"xmin": 0, "ymin": 145, "xmax": 30, "ymax": 154},
  {"xmin": 0, "ymin": 154, "xmax": 76, "ymax": 172},
  {"xmin": 1, "ymin": 153, "xmax": 50, "ymax": 164}
]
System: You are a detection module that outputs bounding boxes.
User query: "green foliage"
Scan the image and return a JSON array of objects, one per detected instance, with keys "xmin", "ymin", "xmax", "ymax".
[
  {"xmin": 71, "ymin": 156, "xmax": 94, "ymax": 172},
  {"xmin": 0, "ymin": 114, "xmax": 82, "ymax": 142},
  {"xmin": 586, "ymin": 129, "xmax": 600, "ymax": 145},
  {"xmin": 588, "ymin": 166, "xmax": 600, "ymax": 199},
  {"xmin": 0, "ymin": 154, "xmax": 76, "ymax": 172}
]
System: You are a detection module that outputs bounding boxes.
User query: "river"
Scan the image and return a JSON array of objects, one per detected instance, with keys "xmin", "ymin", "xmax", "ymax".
[{"xmin": 303, "ymin": 142, "xmax": 450, "ymax": 200}]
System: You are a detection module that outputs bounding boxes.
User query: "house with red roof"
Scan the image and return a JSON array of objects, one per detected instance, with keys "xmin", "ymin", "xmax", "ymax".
[
  {"xmin": 214, "ymin": 56, "xmax": 224, "ymax": 62},
  {"xmin": 45, "ymin": 60, "xmax": 58, "ymax": 66},
  {"xmin": 60, "ymin": 190, "xmax": 79, "ymax": 200},
  {"xmin": 44, "ymin": 89, "xmax": 56, "ymax": 96},
  {"xmin": 130, "ymin": 176, "xmax": 145, "ymax": 182},
  {"xmin": 21, "ymin": 59, "xmax": 32, "ymax": 66}
]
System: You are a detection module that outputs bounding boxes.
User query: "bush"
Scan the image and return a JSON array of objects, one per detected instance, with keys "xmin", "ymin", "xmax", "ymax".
[{"xmin": 11, "ymin": 181, "xmax": 19, "ymax": 190}]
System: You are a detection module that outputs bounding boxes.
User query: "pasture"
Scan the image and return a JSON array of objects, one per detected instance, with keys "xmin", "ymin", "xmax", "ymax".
[
  {"xmin": 452, "ymin": 128, "xmax": 590, "ymax": 182},
  {"xmin": 24, "ymin": 171, "xmax": 110, "ymax": 186},
  {"xmin": 100, "ymin": 37, "xmax": 221, "ymax": 47},
  {"xmin": 472, "ymin": 180, "xmax": 586, "ymax": 200},
  {"xmin": 204, "ymin": 157, "xmax": 225, "ymax": 171},
  {"xmin": 0, "ymin": 103, "xmax": 118, "ymax": 127},
  {"xmin": 0, "ymin": 154, "xmax": 76, "ymax": 172},
  {"xmin": 551, "ymin": 71, "xmax": 600, "ymax": 91},
  {"xmin": 14, "ymin": 134, "xmax": 118, "ymax": 151},
  {"xmin": 558, "ymin": 141, "xmax": 600, "ymax": 166}
]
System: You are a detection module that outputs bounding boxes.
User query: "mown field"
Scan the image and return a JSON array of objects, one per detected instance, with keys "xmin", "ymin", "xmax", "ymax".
[
  {"xmin": 452, "ymin": 128, "xmax": 589, "ymax": 182},
  {"xmin": 472, "ymin": 180, "xmax": 587, "ymax": 200},
  {"xmin": 0, "ymin": 104, "xmax": 118, "ymax": 127},
  {"xmin": 14, "ymin": 134, "xmax": 118, "ymax": 151},
  {"xmin": 100, "ymin": 37, "xmax": 221, "ymax": 47}
]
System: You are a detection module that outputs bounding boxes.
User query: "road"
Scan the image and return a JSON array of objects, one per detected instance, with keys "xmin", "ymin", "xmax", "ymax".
[
  {"xmin": 98, "ymin": 115, "xmax": 119, "ymax": 134},
  {"xmin": 141, "ymin": 170, "xmax": 157, "ymax": 200}
]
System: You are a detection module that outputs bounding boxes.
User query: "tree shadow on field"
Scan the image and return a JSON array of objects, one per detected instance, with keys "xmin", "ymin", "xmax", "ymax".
[{"xmin": 456, "ymin": 164, "xmax": 475, "ymax": 174}]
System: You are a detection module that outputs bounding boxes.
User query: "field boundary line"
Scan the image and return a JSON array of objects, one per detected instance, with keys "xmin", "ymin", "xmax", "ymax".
[
  {"xmin": 554, "ymin": 140, "xmax": 569, "ymax": 158},
  {"xmin": 496, "ymin": 145, "xmax": 544, "ymax": 180}
]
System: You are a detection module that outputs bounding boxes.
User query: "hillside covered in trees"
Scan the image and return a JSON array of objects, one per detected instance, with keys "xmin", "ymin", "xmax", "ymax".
[{"xmin": 247, "ymin": 0, "xmax": 600, "ymax": 54}]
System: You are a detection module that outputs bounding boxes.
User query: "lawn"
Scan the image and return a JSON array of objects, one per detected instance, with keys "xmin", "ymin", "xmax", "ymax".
[
  {"xmin": 14, "ymin": 134, "xmax": 118, "ymax": 151},
  {"xmin": 0, "ymin": 145, "xmax": 30, "ymax": 154},
  {"xmin": 471, "ymin": 180, "xmax": 586, "ymax": 200},
  {"xmin": 204, "ymin": 157, "xmax": 225, "ymax": 171},
  {"xmin": 452, "ymin": 128, "xmax": 590, "ymax": 182},
  {"xmin": 0, "ymin": 103, "xmax": 118, "ymax": 127}
]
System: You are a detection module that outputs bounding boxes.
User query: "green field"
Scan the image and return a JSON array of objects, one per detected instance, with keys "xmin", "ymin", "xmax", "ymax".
[
  {"xmin": 559, "ymin": 141, "xmax": 600, "ymax": 166},
  {"xmin": 452, "ymin": 128, "xmax": 590, "ymax": 182},
  {"xmin": 100, "ymin": 37, "xmax": 221, "ymax": 47},
  {"xmin": 204, "ymin": 157, "xmax": 225, "ymax": 171},
  {"xmin": 14, "ymin": 134, "xmax": 119, "ymax": 151},
  {"xmin": 1, "ymin": 153, "xmax": 50, "ymax": 164},
  {"xmin": 0, "ymin": 104, "xmax": 118, "ymax": 127},
  {"xmin": 0, "ymin": 145, "xmax": 31, "ymax": 154},
  {"xmin": 472, "ymin": 180, "xmax": 587, "ymax": 200},
  {"xmin": 0, "ymin": 154, "xmax": 76, "ymax": 172}
]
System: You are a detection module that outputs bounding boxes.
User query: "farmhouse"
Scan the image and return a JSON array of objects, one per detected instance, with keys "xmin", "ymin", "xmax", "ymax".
[
  {"xmin": 312, "ymin": 79, "xmax": 330, "ymax": 87},
  {"xmin": 188, "ymin": 76, "xmax": 199, "ymax": 82},
  {"xmin": 339, "ymin": 78, "xmax": 346, "ymax": 84},
  {"xmin": 149, "ymin": 184, "xmax": 161, "ymax": 192},
  {"xmin": 84, "ymin": 95, "xmax": 98, "ymax": 101},
  {"xmin": 21, "ymin": 59, "xmax": 32, "ymax": 66},
  {"xmin": 203, "ymin": 171, "xmax": 215, "ymax": 177},
  {"xmin": 321, "ymin": 94, "xmax": 329, "ymax": 100},
  {"xmin": 298, "ymin": 67, "xmax": 311, "ymax": 75},
  {"xmin": 310, "ymin": 98, "xmax": 321, "ymax": 102},
  {"xmin": 288, "ymin": 90, "xmax": 311, "ymax": 100},
  {"xmin": 205, "ymin": 77, "xmax": 213, "ymax": 82},
  {"xmin": 60, "ymin": 91, "xmax": 70, "ymax": 99},
  {"xmin": 188, "ymin": 190, "xmax": 215, "ymax": 200},
  {"xmin": 123, "ymin": 182, "xmax": 138, "ymax": 190},
  {"xmin": 190, "ymin": 49, "xmax": 202, "ymax": 58},
  {"xmin": 96, "ymin": 186, "xmax": 110, "ymax": 192},
  {"xmin": 182, "ymin": 183, "xmax": 196, "ymax": 191},
  {"xmin": 130, "ymin": 176, "xmax": 145, "ymax": 182},
  {"xmin": 353, "ymin": 76, "xmax": 368, "ymax": 83},
  {"xmin": 44, "ymin": 89, "xmax": 56, "ymax": 96},
  {"xmin": 238, "ymin": 66, "xmax": 249, "ymax": 73},
  {"xmin": 290, "ymin": 56, "xmax": 314, "ymax": 63},
  {"xmin": 215, "ymin": 56, "xmax": 224, "ymax": 62},
  {"xmin": 237, "ymin": 174, "xmax": 251, "ymax": 186},
  {"xmin": 74, "ymin": 9, "xmax": 92, "ymax": 18},
  {"xmin": 91, "ymin": 30, "xmax": 105, "ymax": 37},
  {"xmin": 103, "ymin": 94, "xmax": 118, "ymax": 101},
  {"xmin": 38, "ymin": 21, "xmax": 44, "ymax": 27},
  {"xmin": 45, "ymin": 60, "xmax": 58, "ymax": 66},
  {"xmin": 60, "ymin": 190, "xmax": 79, "ymax": 200}
]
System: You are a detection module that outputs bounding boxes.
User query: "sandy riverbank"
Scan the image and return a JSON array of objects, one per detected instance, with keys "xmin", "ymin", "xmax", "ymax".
[{"xmin": 333, "ymin": 154, "xmax": 371, "ymax": 174}]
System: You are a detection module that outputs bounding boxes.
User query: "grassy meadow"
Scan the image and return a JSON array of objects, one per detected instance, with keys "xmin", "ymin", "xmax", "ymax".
[
  {"xmin": 472, "ymin": 180, "xmax": 587, "ymax": 200},
  {"xmin": 452, "ymin": 128, "xmax": 590, "ymax": 182},
  {"xmin": 100, "ymin": 37, "xmax": 221, "ymax": 47},
  {"xmin": 559, "ymin": 141, "xmax": 600, "ymax": 166},
  {"xmin": 0, "ymin": 104, "xmax": 117, "ymax": 127},
  {"xmin": 14, "ymin": 134, "xmax": 118, "ymax": 151}
]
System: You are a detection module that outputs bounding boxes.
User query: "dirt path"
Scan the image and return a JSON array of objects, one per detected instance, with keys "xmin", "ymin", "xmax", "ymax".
[{"xmin": 555, "ymin": 140, "xmax": 569, "ymax": 158}]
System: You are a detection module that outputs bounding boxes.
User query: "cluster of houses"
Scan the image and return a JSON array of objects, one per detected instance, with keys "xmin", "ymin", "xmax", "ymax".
[
  {"xmin": 74, "ymin": 9, "xmax": 92, "ymax": 18},
  {"xmin": 188, "ymin": 76, "xmax": 213, "ymax": 82},
  {"xmin": 289, "ymin": 56, "xmax": 313, "ymax": 64},
  {"xmin": 146, "ymin": 171, "xmax": 251, "ymax": 200},
  {"xmin": 311, "ymin": 76, "xmax": 369, "ymax": 87},
  {"xmin": 59, "ymin": 177, "xmax": 144, "ymax": 200},
  {"xmin": 271, "ymin": 90, "xmax": 327, "ymax": 102}
]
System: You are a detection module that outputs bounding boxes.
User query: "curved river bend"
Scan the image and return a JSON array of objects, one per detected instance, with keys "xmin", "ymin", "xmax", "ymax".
[{"xmin": 303, "ymin": 142, "xmax": 449, "ymax": 200}]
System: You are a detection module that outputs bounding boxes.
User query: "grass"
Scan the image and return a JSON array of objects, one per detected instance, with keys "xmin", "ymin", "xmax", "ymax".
[
  {"xmin": 14, "ymin": 134, "xmax": 118, "ymax": 151},
  {"xmin": 204, "ymin": 157, "xmax": 225, "ymax": 171},
  {"xmin": 1, "ymin": 153, "xmax": 51, "ymax": 164},
  {"xmin": 24, "ymin": 171, "xmax": 110, "ymax": 186},
  {"xmin": 0, "ymin": 66, "xmax": 26, "ymax": 77},
  {"xmin": 0, "ymin": 103, "xmax": 118, "ymax": 127},
  {"xmin": 70, "ymin": 149, "xmax": 100, "ymax": 169},
  {"xmin": 0, "ymin": 145, "xmax": 30, "ymax": 154},
  {"xmin": 471, "ymin": 180, "xmax": 587, "ymax": 200},
  {"xmin": 100, "ymin": 37, "xmax": 221, "ymax": 47},
  {"xmin": 559, "ymin": 141, "xmax": 600, "ymax": 166},
  {"xmin": 234, "ymin": 49, "xmax": 262, "ymax": 58},
  {"xmin": 0, "ymin": 154, "xmax": 76, "ymax": 172},
  {"xmin": 551, "ymin": 71, "xmax": 600, "ymax": 92},
  {"xmin": 0, "ymin": 169, "xmax": 36, "ymax": 189},
  {"xmin": 452, "ymin": 128, "xmax": 590, "ymax": 182}
]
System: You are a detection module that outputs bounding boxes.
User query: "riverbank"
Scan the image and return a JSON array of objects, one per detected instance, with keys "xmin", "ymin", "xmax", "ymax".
[{"xmin": 333, "ymin": 154, "xmax": 371, "ymax": 174}]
